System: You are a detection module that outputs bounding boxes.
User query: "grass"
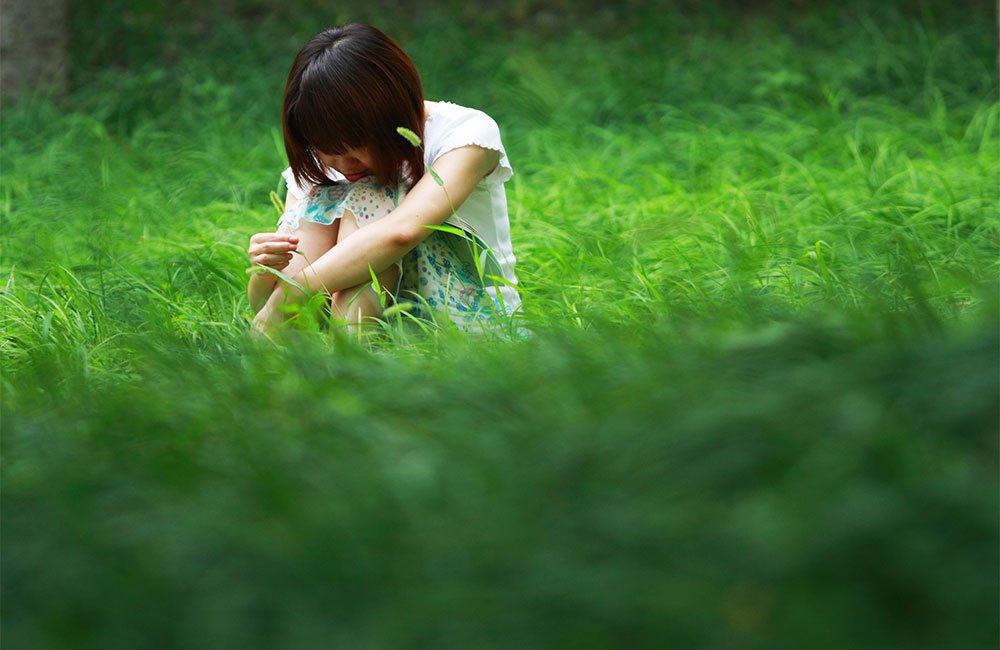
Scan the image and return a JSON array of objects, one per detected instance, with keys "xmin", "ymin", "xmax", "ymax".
[{"xmin": 1, "ymin": 1, "xmax": 997, "ymax": 648}]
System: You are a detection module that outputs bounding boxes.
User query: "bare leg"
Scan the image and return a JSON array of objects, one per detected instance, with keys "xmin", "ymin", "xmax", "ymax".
[{"xmin": 328, "ymin": 210, "xmax": 400, "ymax": 331}]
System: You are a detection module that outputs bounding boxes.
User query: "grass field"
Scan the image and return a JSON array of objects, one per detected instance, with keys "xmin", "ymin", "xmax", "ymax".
[{"xmin": 2, "ymin": 1, "xmax": 998, "ymax": 647}]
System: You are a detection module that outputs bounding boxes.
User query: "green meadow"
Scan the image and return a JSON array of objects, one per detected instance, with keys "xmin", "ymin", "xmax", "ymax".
[{"xmin": 2, "ymin": 1, "xmax": 997, "ymax": 647}]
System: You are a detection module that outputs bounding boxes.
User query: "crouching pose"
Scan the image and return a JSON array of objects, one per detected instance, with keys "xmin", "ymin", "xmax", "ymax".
[{"xmin": 248, "ymin": 23, "xmax": 522, "ymax": 334}]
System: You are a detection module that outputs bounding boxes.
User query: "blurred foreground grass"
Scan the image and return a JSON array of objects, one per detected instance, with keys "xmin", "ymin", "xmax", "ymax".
[
  {"xmin": 1, "ymin": 1, "xmax": 998, "ymax": 647},
  {"xmin": 5, "ymin": 316, "xmax": 997, "ymax": 648}
]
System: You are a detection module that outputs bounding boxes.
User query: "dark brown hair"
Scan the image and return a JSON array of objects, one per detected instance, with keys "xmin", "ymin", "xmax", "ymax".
[{"xmin": 282, "ymin": 23, "xmax": 426, "ymax": 188}]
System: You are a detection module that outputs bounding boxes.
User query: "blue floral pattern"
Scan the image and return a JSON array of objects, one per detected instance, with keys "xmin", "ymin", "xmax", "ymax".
[{"xmin": 276, "ymin": 180, "xmax": 505, "ymax": 331}]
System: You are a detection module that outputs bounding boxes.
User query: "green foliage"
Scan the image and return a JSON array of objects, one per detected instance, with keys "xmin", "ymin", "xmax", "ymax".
[
  {"xmin": 1, "ymin": 2, "xmax": 997, "ymax": 648},
  {"xmin": 4, "ymin": 319, "xmax": 997, "ymax": 649}
]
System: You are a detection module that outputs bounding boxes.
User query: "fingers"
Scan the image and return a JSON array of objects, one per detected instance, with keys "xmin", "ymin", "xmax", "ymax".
[
  {"xmin": 250, "ymin": 232, "xmax": 299, "ymax": 245},
  {"xmin": 251, "ymin": 252, "xmax": 293, "ymax": 269},
  {"xmin": 250, "ymin": 240, "xmax": 298, "ymax": 255},
  {"xmin": 248, "ymin": 232, "xmax": 299, "ymax": 264}
]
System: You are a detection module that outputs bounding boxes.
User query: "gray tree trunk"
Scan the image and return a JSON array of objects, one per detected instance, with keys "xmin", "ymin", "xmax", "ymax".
[{"xmin": 0, "ymin": 0, "xmax": 68, "ymax": 104}]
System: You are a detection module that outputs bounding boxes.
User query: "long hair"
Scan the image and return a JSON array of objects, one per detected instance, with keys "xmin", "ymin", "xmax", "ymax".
[{"xmin": 282, "ymin": 23, "xmax": 426, "ymax": 188}]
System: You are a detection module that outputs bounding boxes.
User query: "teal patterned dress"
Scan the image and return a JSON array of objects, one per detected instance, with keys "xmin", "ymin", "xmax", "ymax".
[{"xmin": 277, "ymin": 179, "xmax": 509, "ymax": 331}]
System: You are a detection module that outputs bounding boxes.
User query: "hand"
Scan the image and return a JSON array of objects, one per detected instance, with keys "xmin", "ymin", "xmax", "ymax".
[{"xmin": 248, "ymin": 232, "xmax": 299, "ymax": 272}]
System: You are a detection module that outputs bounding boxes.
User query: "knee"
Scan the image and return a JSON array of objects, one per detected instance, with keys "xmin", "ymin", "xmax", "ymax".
[
  {"xmin": 340, "ymin": 182, "xmax": 399, "ymax": 229},
  {"xmin": 330, "ymin": 284, "xmax": 376, "ymax": 323},
  {"xmin": 336, "ymin": 211, "xmax": 360, "ymax": 244}
]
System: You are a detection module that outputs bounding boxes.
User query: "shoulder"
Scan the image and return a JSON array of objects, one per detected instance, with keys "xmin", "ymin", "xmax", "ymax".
[
  {"xmin": 427, "ymin": 100, "xmax": 498, "ymax": 126},
  {"xmin": 426, "ymin": 102, "xmax": 503, "ymax": 149},
  {"xmin": 425, "ymin": 101, "xmax": 512, "ymax": 183}
]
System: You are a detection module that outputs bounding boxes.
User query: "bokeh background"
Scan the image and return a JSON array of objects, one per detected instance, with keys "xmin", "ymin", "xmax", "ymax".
[{"xmin": 2, "ymin": 1, "xmax": 998, "ymax": 648}]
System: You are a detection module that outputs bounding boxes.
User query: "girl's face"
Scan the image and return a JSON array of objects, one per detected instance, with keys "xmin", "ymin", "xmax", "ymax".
[{"xmin": 315, "ymin": 147, "xmax": 375, "ymax": 183}]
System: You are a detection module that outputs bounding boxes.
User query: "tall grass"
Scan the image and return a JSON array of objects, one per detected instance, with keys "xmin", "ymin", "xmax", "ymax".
[{"xmin": 1, "ymin": 1, "xmax": 997, "ymax": 647}]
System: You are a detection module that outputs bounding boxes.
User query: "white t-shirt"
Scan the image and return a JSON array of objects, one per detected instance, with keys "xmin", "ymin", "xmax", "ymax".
[{"xmin": 281, "ymin": 100, "xmax": 521, "ymax": 312}]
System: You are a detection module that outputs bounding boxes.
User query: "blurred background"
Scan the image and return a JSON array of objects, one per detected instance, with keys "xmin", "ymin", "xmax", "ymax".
[{"xmin": 1, "ymin": 1, "xmax": 997, "ymax": 649}]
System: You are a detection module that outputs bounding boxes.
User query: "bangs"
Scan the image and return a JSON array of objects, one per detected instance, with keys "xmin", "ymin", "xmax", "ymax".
[
  {"xmin": 282, "ymin": 24, "xmax": 427, "ymax": 190},
  {"xmin": 287, "ymin": 55, "xmax": 368, "ymax": 156}
]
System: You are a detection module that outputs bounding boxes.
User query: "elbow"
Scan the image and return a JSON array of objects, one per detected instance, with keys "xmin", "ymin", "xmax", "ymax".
[{"xmin": 388, "ymin": 225, "xmax": 424, "ymax": 251}]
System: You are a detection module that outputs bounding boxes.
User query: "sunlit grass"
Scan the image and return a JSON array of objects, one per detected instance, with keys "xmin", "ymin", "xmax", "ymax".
[{"xmin": 1, "ymin": 2, "xmax": 997, "ymax": 647}]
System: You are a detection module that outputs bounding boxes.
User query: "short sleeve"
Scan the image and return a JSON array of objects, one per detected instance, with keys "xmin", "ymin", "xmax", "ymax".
[
  {"xmin": 278, "ymin": 183, "xmax": 354, "ymax": 231},
  {"xmin": 281, "ymin": 165, "xmax": 349, "ymax": 200},
  {"xmin": 281, "ymin": 166, "xmax": 309, "ymax": 201},
  {"xmin": 427, "ymin": 109, "xmax": 513, "ymax": 185}
]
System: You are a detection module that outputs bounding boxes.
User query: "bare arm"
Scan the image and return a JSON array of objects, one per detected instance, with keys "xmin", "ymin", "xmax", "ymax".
[
  {"xmin": 256, "ymin": 145, "xmax": 499, "ymax": 327},
  {"xmin": 247, "ymin": 191, "xmax": 341, "ymax": 314}
]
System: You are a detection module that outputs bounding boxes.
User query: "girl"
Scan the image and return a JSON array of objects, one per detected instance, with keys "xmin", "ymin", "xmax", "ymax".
[{"xmin": 248, "ymin": 23, "xmax": 521, "ymax": 334}]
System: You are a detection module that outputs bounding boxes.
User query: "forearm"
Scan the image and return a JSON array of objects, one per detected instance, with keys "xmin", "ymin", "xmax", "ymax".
[
  {"xmin": 248, "ymin": 271, "xmax": 279, "ymax": 314},
  {"xmin": 284, "ymin": 217, "xmax": 414, "ymax": 305}
]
